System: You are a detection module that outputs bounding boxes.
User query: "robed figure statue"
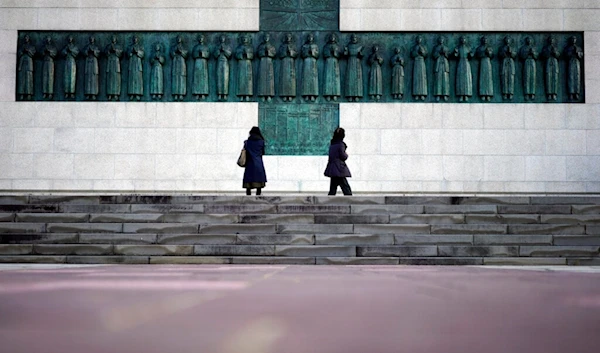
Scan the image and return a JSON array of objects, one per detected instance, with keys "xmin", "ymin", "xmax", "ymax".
[
  {"xmin": 454, "ymin": 36, "xmax": 473, "ymax": 102},
  {"xmin": 62, "ymin": 35, "xmax": 79, "ymax": 99},
  {"xmin": 542, "ymin": 36, "xmax": 560, "ymax": 101},
  {"xmin": 476, "ymin": 36, "xmax": 494, "ymax": 102},
  {"xmin": 127, "ymin": 35, "xmax": 144, "ymax": 101},
  {"xmin": 344, "ymin": 34, "xmax": 364, "ymax": 102},
  {"xmin": 257, "ymin": 33, "xmax": 276, "ymax": 102},
  {"xmin": 367, "ymin": 45, "xmax": 383, "ymax": 101},
  {"xmin": 214, "ymin": 35, "xmax": 232, "ymax": 101},
  {"xmin": 105, "ymin": 35, "xmax": 123, "ymax": 101},
  {"xmin": 301, "ymin": 33, "xmax": 319, "ymax": 102},
  {"xmin": 84, "ymin": 36, "xmax": 100, "ymax": 100},
  {"xmin": 390, "ymin": 47, "xmax": 405, "ymax": 100},
  {"xmin": 192, "ymin": 34, "xmax": 210, "ymax": 100},
  {"xmin": 171, "ymin": 36, "xmax": 188, "ymax": 101},
  {"xmin": 432, "ymin": 36, "xmax": 450, "ymax": 102},
  {"xmin": 323, "ymin": 33, "xmax": 341, "ymax": 102},
  {"xmin": 235, "ymin": 34, "xmax": 254, "ymax": 102},
  {"xmin": 499, "ymin": 36, "xmax": 516, "ymax": 100},
  {"xmin": 150, "ymin": 43, "xmax": 165, "ymax": 100},
  {"xmin": 42, "ymin": 36, "xmax": 57, "ymax": 100},
  {"xmin": 18, "ymin": 35, "xmax": 35, "ymax": 100},
  {"xmin": 411, "ymin": 36, "xmax": 428, "ymax": 101},
  {"xmin": 278, "ymin": 33, "xmax": 298, "ymax": 102},
  {"xmin": 565, "ymin": 36, "xmax": 583, "ymax": 101},
  {"xmin": 519, "ymin": 36, "xmax": 538, "ymax": 101}
]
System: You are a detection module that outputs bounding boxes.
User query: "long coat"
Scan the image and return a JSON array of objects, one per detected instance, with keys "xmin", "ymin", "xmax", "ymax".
[
  {"xmin": 324, "ymin": 140, "xmax": 351, "ymax": 178},
  {"xmin": 243, "ymin": 136, "xmax": 267, "ymax": 184}
]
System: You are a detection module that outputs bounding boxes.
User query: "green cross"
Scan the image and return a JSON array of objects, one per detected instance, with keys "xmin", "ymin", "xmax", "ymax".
[{"xmin": 258, "ymin": 0, "xmax": 341, "ymax": 156}]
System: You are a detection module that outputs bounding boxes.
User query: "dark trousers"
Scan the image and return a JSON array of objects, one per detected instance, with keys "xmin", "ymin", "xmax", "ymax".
[{"xmin": 328, "ymin": 177, "xmax": 352, "ymax": 196}]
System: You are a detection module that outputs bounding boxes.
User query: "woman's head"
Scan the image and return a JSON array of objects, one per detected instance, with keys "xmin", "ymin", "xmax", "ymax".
[
  {"xmin": 249, "ymin": 126, "xmax": 264, "ymax": 139},
  {"xmin": 332, "ymin": 127, "xmax": 345, "ymax": 140}
]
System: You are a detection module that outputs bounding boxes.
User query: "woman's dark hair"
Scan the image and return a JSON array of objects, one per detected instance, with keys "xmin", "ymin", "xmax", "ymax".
[
  {"xmin": 332, "ymin": 127, "xmax": 345, "ymax": 141},
  {"xmin": 249, "ymin": 126, "xmax": 265, "ymax": 140}
]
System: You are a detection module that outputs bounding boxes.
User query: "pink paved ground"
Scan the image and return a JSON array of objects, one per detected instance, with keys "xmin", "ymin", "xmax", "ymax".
[{"xmin": 0, "ymin": 265, "xmax": 599, "ymax": 353}]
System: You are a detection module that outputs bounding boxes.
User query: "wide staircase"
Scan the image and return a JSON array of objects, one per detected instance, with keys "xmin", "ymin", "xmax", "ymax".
[{"xmin": 0, "ymin": 194, "xmax": 599, "ymax": 265}]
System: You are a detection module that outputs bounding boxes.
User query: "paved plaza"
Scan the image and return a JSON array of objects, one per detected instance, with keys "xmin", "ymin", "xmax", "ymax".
[{"xmin": 0, "ymin": 265, "xmax": 599, "ymax": 353}]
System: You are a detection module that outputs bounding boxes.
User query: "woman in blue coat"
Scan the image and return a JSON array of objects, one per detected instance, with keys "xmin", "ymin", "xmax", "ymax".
[
  {"xmin": 324, "ymin": 127, "xmax": 352, "ymax": 196},
  {"xmin": 243, "ymin": 126, "xmax": 267, "ymax": 195}
]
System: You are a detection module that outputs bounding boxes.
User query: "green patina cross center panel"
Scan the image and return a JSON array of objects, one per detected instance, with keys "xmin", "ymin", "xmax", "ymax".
[{"xmin": 259, "ymin": 0, "xmax": 340, "ymax": 155}]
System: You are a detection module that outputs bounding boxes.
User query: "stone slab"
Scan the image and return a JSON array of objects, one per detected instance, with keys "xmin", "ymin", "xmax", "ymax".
[
  {"xmin": 315, "ymin": 234, "xmax": 394, "ymax": 245},
  {"xmin": 123, "ymin": 223, "xmax": 198, "ymax": 234},
  {"xmin": 0, "ymin": 233, "xmax": 78, "ymax": 244},
  {"xmin": 567, "ymin": 258, "xmax": 600, "ymax": 265},
  {"xmin": 161, "ymin": 214, "xmax": 240, "ymax": 223},
  {"xmin": 194, "ymin": 245, "xmax": 275, "ymax": 256},
  {"xmin": 47, "ymin": 223, "xmax": 122, "ymax": 233},
  {"xmin": 541, "ymin": 215, "xmax": 600, "ymax": 224},
  {"xmin": 240, "ymin": 214, "xmax": 314, "ymax": 224},
  {"xmin": 520, "ymin": 246, "xmax": 600, "ymax": 257},
  {"xmin": 314, "ymin": 197, "xmax": 385, "ymax": 205},
  {"xmin": 394, "ymin": 234, "xmax": 473, "ymax": 245},
  {"xmin": 398, "ymin": 257, "xmax": 484, "ymax": 265},
  {"xmin": 350, "ymin": 205, "xmax": 424, "ymax": 215},
  {"xmin": 0, "ymin": 223, "xmax": 46, "ymax": 233},
  {"xmin": 587, "ymin": 225, "xmax": 600, "ymax": 235},
  {"xmin": 508, "ymin": 224, "xmax": 585, "ymax": 235},
  {"xmin": 390, "ymin": 214, "xmax": 464, "ymax": 225},
  {"xmin": 314, "ymin": 215, "xmax": 390, "ymax": 224},
  {"xmin": 572, "ymin": 205, "xmax": 600, "ymax": 214},
  {"xmin": 67, "ymin": 256, "xmax": 149, "ymax": 264},
  {"xmin": 424, "ymin": 205, "xmax": 497, "ymax": 214},
  {"xmin": 0, "ymin": 196, "xmax": 28, "ymax": 205},
  {"xmin": 385, "ymin": 197, "xmax": 452, "ymax": 205},
  {"xmin": 498, "ymin": 205, "xmax": 572, "ymax": 214},
  {"xmin": 553, "ymin": 236, "xmax": 600, "ymax": 246},
  {"xmin": 357, "ymin": 246, "xmax": 437, "ymax": 257},
  {"xmin": 483, "ymin": 257, "xmax": 567, "ymax": 265},
  {"xmin": 34, "ymin": 244, "xmax": 113, "ymax": 255},
  {"xmin": 157, "ymin": 234, "xmax": 236, "ymax": 245},
  {"xmin": 114, "ymin": 245, "xmax": 194, "ymax": 256},
  {"xmin": 201, "ymin": 224, "xmax": 276, "ymax": 234},
  {"xmin": 0, "ymin": 255, "xmax": 66, "ymax": 263},
  {"xmin": 204, "ymin": 204, "xmax": 276, "ymax": 214},
  {"xmin": 473, "ymin": 235, "xmax": 552, "ymax": 245},
  {"xmin": 354, "ymin": 224, "xmax": 430, "ymax": 234},
  {"xmin": 79, "ymin": 233, "xmax": 157, "ymax": 245},
  {"xmin": 438, "ymin": 246, "xmax": 519, "ymax": 257},
  {"xmin": 0, "ymin": 213, "xmax": 14, "ymax": 222},
  {"xmin": 237, "ymin": 234, "xmax": 314, "ymax": 245},
  {"xmin": 240, "ymin": 196, "xmax": 315, "ymax": 205},
  {"xmin": 61, "ymin": 204, "xmax": 131, "ymax": 213},
  {"xmin": 276, "ymin": 245, "xmax": 356, "ymax": 257},
  {"xmin": 531, "ymin": 197, "xmax": 600, "ymax": 205},
  {"xmin": 454, "ymin": 197, "xmax": 530, "ymax": 205},
  {"xmin": 232, "ymin": 257, "xmax": 315, "ymax": 265},
  {"xmin": 466, "ymin": 214, "xmax": 540, "ymax": 224},
  {"xmin": 150, "ymin": 256, "xmax": 231, "ymax": 264},
  {"xmin": 277, "ymin": 224, "xmax": 354, "ymax": 234},
  {"xmin": 0, "ymin": 244, "xmax": 33, "ymax": 255},
  {"xmin": 130, "ymin": 204, "xmax": 204, "ymax": 213},
  {"xmin": 16, "ymin": 213, "xmax": 89, "ymax": 223},
  {"xmin": 0, "ymin": 204, "xmax": 59, "ymax": 213},
  {"xmin": 316, "ymin": 257, "xmax": 399, "ymax": 265},
  {"xmin": 277, "ymin": 205, "xmax": 351, "ymax": 214},
  {"xmin": 29, "ymin": 196, "xmax": 100, "ymax": 205},
  {"xmin": 431, "ymin": 224, "xmax": 507, "ymax": 234},
  {"xmin": 90, "ymin": 213, "xmax": 164, "ymax": 223}
]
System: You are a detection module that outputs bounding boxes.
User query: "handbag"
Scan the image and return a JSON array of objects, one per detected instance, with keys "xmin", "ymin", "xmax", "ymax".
[{"xmin": 237, "ymin": 148, "xmax": 247, "ymax": 167}]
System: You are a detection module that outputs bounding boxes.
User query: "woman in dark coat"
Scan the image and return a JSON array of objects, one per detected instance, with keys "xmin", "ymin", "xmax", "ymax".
[
  {"xmin": 324, "ymin": 127, "xmax": 352, "ymax": 196},
  {"xmin": 243, "ymin": 126, "xmax": 267, "ymax": 195}
]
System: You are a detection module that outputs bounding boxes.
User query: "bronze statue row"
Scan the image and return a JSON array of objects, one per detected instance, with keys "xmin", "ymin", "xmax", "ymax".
[{"xmin": 17, "ymin": 33, "xmax": 584, "ymax": 102}]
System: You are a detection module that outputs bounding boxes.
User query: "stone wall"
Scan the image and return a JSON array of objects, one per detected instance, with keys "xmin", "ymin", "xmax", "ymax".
[{"xmin": 0, "ymin": 0, "xmax": 599, "ymax": 193}]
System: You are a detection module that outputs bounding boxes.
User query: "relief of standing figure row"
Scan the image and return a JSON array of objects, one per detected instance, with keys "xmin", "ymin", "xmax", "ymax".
[{"xmin": 17, "ymin": 33, "xmax": 584, "ymax": 102}]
